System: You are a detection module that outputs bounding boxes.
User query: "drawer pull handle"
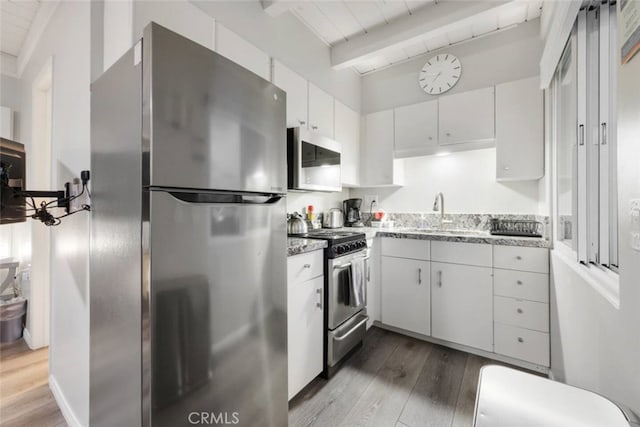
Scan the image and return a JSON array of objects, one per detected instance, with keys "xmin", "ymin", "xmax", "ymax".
[
  {"xmin": 418, "ymin": 268, "xmax": 422, "ymax": 285},
  {"xmin": 303, "ymin": 264, "xmax": 311, "ymax": 269},
  {"xmin": 516, "ymin": 256, "xmax": 523, "ymax": 260},
  {"xmin": 518, "ymin": 337, "xmax": 524, "ymax": 343},
  {"xmin": 517, "ymin": 308, "xmax": 523, "ymax": 314},
  {"xmin": 316, "ymin": 288, "xmax": 322, "ymax": 309},
  {"xmin": 516, "ymin": 280, "xmax": 523, "ymax": 285},
  {"xmin": 438, "ymin": 270, "xmax": 443, "ymax": 288}
]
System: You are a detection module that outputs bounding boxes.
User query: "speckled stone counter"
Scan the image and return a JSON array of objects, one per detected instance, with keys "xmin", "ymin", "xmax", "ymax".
[
  {"xmin": 287, "ymin": 238, "xmax": 328, "ymax": 257},
  {"xmin": 376, "ymin": 229, "xmax": 551, "ymax": 248}
]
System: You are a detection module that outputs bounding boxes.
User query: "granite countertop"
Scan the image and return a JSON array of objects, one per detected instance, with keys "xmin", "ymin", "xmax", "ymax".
[
  {"xmin": 287, "ymin": 238, "xmax": 328, "ymax": 257},
  {"xmin": 376, "ymin": 229, "xmax": 551, "ymax": 248},
  {"xmin": 287, "ymin": 227, "xmax": 550, "ymax": 256}
]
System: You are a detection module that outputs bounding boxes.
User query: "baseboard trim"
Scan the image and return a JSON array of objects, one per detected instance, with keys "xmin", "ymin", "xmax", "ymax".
[
  {"xmin": 49, "ymin": 375, "xmax": 82, "ymax": 427},
  {"xmin": 22, "ymin": 327, "xmax": 33, "ymax": 349}
]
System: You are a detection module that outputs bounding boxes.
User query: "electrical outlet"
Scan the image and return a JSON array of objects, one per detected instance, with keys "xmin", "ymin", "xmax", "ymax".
[{"xmin": 364, "ymin": 195, "xmax": 379, "ymax": 209}]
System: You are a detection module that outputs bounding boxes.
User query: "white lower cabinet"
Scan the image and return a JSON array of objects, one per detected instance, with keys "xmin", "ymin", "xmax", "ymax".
[
  {"xmin": 287, "ymin": 252, "xmax": 324, "ymax": 400},
  {"xmin": 494, "ymin": 323, "xmax": 550, "ymax": 366},
  {"xmin": 381, "ymin": 256, "xmax": 430, "ymax": 336},
  {"xmin": 431, "ymin": 262, "xmax": 493, "ymax": 352},
  {"xmin": 378, "ymin": 237, "xmax": 551, "ymax": 370}
]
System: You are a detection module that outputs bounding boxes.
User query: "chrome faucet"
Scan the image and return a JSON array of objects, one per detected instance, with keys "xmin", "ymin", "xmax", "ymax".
[{"xmin": 432, "ymin": 192, "xmax": 452, "ymax": 229}]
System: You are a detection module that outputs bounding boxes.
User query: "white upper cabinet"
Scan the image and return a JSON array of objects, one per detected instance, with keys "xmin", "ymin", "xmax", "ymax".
[
  {"xmin": 362, "ymin": 109, "xmax": 404, "ymax": 187},
  {"xmin": 272, "ymin": 60, "xmax": 309, "ymax": 128},
  {"xmin": 394, "ymin": 100, "xmax": 438, "ymax": 157},
  {"xmin": 1, "ymin": 107, "xmax": 13, "ymax": 140},
  {"xmin": 334, "ymin": 101, "xmax": 360, "ymax": 186},
  {"xmin": 496, "ymin": 77, "xmax": 544, "ymax": 181},
  {"xmin": 308, "ymin": 83, "xmax": 334, "ymax": 139},
  {"xmin": 216, "ymin": 24, "xmax": 270, "ymax": 81},
  {"xmin": 438, "ymin": 86, "xmax": 495, "ymax": 145}
]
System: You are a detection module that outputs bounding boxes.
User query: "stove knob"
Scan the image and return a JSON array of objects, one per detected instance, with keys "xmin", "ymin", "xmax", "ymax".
[{"xmin": 336, "ymin": 246, "xmax": 343, "ymax": 255}]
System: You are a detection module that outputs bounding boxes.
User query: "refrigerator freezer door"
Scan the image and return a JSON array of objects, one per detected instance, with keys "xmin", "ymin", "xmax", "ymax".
[
  {"xmin": 147, "ymin": 190, "xmax": 287, "ymax": 427},
  {"xmin": 144, "ymin": 24, "xmax": 286, "ymax": 194}
]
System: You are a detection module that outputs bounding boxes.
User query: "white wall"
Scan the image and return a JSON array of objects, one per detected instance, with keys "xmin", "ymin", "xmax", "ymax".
[
  {"xmin": 18, "ymin": 2, "xmax": 91, "ymax": 425},
  {"xmin": 361, "ymin": 19, "xmax": 543, "ymax": 114},
  {"xmin": 287, "ymin": 189, "xmax": 350, "ymax": 217},
  {"xmin": 351, "ymin": 148, "xmax": 540, "ymax": 214},
  {"xmin": 549, "ymin": 3, "xmax": 640, "ymax": 415}
]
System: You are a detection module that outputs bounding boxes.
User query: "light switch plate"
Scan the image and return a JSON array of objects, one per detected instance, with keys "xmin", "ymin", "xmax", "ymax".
[{"xmin": 631, "ymin": 199, "xmax": 640, "ymax": 252}]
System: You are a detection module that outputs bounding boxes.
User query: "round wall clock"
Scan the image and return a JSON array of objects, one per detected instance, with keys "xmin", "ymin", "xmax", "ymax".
[{"xmin": 419, "ymin": 54, "xmax": 462, "ymax": 95}]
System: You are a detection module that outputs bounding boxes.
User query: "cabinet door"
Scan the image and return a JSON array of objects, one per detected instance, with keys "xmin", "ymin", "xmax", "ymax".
[
  {"xmin": 272, "ymin": 60, "xmax": 308, "ymax": 128},
  {"xmin": 308, "ymin": 83, "xmax": 334, "ymax": 138},
  {"xmin": 216, "ymin": 24, "xmax": 270, "ymax": 80},
  {"xmin": 431, "ymin": 262, "xmax": 493, "ymax": 351},
  {"xmin": 287, "ymin": 276, "xmax": 323, "ymax": 400},
  {"xmin": 496, "ymin": 77, "xmax": 544, "ymax": 181},
  {"xmin": 381, "ymin": 256, "xmax": 430, "ymax": 336},
  {"xmin": 438, "ymin": 86, "xmax": 495, "ymax": 145},
  {"xmin": 334, "ymin": 101, "xmax": 360, "ymax": 186},
  {"xmin": 362, "ymin": 110, "xmax": 403, "ymax": 186},
  {"xmin": 394, "ymin": 100, "xmax": 438, "ymax": 157},
  {"xmin": 0, "ymin": 107, "xmax": 13, "ymax": 140}
]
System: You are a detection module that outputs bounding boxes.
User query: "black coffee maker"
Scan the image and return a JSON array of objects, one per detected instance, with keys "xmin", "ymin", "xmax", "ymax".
[{"xmin": 343, "ymin": 198, "xmax": 364, "ymax": 227}]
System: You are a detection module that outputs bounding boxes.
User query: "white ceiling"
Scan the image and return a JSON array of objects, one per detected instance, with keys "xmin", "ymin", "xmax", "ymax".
[
  {"xmin": 1, "ymin": 0, "xmax": 41, "ymax": 57},
  {"xmin": 291, "ymin": 0, "xmax": 435, "ymax": 46},
  {"xmin": 286, "ymin": 0, "xmax": 542, "ymax": 75}
]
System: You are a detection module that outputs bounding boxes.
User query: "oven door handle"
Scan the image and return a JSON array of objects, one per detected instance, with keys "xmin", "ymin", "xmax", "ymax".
[
  {"xmin": 333, "ymin": 316, "xmax": 369, "ymax": 342},
  {"xmin": 333, "ymin": 263, "xmax": 352, "ymax": 270}
]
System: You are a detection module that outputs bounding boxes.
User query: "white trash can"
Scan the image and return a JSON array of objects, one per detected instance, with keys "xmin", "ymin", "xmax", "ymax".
[{"xmin": 0, "ymin": 296, "xmax": 27, "ymax": 343}]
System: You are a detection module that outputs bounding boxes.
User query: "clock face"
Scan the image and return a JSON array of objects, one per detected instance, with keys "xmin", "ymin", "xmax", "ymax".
[{"xmin": 419, "ymin": 54, "xmax": 461, "ymax": 95}]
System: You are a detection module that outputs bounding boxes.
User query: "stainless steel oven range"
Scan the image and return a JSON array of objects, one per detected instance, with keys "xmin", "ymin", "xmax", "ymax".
[{"xmin": 293, "ymin": 229, "xmax": 369, "ymax": 378}]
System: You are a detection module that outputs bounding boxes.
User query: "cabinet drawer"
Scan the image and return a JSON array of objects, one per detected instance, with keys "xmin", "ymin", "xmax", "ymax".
[
  {"xmin": 381, "ymin": 238, "xmax": 430, "ymax": 260},
  {"xmin": 494, "ymin": 296, "xmax": 549, "ymax": 332},
  {"xmin": 494, "ymin": 323, "xmax": 549, "ymax": 366},
  {"xmin": 287, "ymin": 250, "xmax": 324, "ymax": 284},
  {"xmin": 494, "ymin": 269, "xmax": 549, "ymax": 303},
  {"xmin": 431, "ymin": 241, "xmax": 491, "ymax": 266},
  {"xmin": 493, "ymin": 246, "xmax": 549, "ymax": 273}
]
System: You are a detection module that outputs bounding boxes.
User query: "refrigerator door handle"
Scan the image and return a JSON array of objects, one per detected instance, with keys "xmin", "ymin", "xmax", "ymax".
[{"xmin": 161, "ymin": 190, "xmax": 284, "ymax": 205}]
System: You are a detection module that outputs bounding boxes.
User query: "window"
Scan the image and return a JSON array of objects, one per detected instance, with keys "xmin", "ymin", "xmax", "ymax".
[{"xmin": 552, "ymin": 2, "xmax": 618, "ymax": 273}]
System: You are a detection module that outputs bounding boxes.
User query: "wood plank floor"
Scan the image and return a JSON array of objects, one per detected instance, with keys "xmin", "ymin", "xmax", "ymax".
[
  {"xmin": 289, "ymin": 326, "xmax": 529, "ymax": 427},
  {"xmin": 0, "ymin": 339, "xmax": 65, "ymax": 427}
]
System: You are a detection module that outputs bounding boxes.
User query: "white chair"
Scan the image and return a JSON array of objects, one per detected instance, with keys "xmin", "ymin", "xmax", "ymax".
[{"xmin": 473, "ymin": 365, "xmax": 639, "ymax": 427}]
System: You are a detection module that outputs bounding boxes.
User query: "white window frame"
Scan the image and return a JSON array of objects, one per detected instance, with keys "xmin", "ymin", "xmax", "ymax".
[{"xmin": 553, "ymin": 3, "xmax": 619, "ymax": 276}]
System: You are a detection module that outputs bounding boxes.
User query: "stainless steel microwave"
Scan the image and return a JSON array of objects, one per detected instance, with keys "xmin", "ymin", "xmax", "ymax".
[{"xmin": 287, "ymin": 127, "xmax": 342, "ymax": 192}]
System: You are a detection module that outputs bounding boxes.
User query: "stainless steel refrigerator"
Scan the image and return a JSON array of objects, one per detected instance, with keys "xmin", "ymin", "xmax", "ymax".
[{"xmin": 90, "ymin": 23, "xmax": 287, "ymax": 427}]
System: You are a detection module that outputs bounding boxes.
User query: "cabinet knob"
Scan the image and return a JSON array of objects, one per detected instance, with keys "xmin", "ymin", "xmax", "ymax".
[
  {"xmin": 503, "ymin": 166, "xmax": 510, "ymax": 171},
  {"xmin": 517, "ymin": 337, "xmax": 524, "ymax": 343},
  {"xmin": 445, "ymin": 132, "xmax": 451, "ymax": 137},
  {"xmin": 516, "ymin": 280, "xmax": 523, "ymax": 285},
  {"xmin": 517, "ymin": 308, "xmax": 523, "ymax": 314},
  {"xmin": 298, "ymin": 120, "xmax": 306, "ymax": 125},
  {"xmin": 428, "ymin": 136, "xmax": 433, "ymax": 141},
  {"xmin": 303, "ymin": 264, "xmax": 311, "ymax": 269},
  {"xmin": 516, "ymin": 256, "xmax": 522, "ymax": 260},
  {"xmin": 311, "ymin": 125, "xmax": 318, "ymax": 130}
]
